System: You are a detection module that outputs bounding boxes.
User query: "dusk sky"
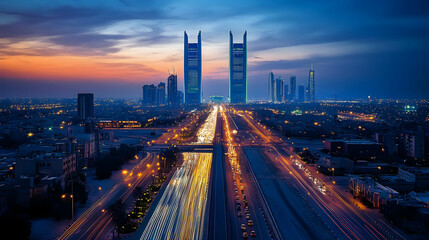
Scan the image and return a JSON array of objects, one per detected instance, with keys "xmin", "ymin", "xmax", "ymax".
[{"xmin": 0, "ymin": 0, "xmax": 428, "ymax": 99}]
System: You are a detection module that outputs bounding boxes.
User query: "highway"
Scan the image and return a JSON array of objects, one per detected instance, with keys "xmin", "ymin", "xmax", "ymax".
[
  {"xmin": 221, "ymin": 107, "xmax": 280, "ymax": 240},
  {"xmin": 207, "ymin": 106, "xmax": 228, "ymax": 240},
  {"xmin": 234, "ymin": 107, "xmax": 407, "ymax": 240},
  {"xmin": 139, "ymin": 152, "xmax": 213, "ymax": 240},
  {"xmin": 138, "ymin": 105, "xmax": 218, "ymax": 240},
  {"xmin": 57, "ymin": 152, "xmax": 159, "ymax": 240}
]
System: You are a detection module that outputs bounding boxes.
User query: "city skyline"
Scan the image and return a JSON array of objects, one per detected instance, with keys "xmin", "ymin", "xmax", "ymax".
[
  {"xmin": 0, "ymin": 0, "xmax": 428, "ymax": 99},
  {"xmin": 1, "ymin": 1, "xmax": 429, "ymax": 239}
]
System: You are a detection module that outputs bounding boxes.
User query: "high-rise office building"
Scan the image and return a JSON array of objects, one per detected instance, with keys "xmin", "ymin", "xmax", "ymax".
[
  {"xmin": 157, "ymin": 82, "xmax": 166, "ymax": 105},
  {"xmin": 142, "ymin": 84, "xmax": 157, "ymax": 105},
  {"xmin": 289, "ymin": 76, "xmax": 296, "ymax": 101},
  {"xmin": 184, "ymin": 31, "xmax": 202, "ymax": 104},
  {"xmin": 229, "ymin": 31, "xmax": 247, "ymax": 103},
  {"xmin": 298, "ymin": 84, "xmax": 305, "ymax": 102},
  {"xmin": 77, "ymin": 93, "xmax": 94, "ymax": 120},
  {"xmin": 275, "ymin": 76, "xmax": 284, "ymax": 103},
  {"xmin": 167, "ymin": 74, "xmax": 178, "ymax": 105},
  {"xmin": 269, "ymin": 72, "xmax": 275, "ymax": 102},
  {"xmin": 177, "ymin": 91, "xmax": 184, "ymax": 104},
  {"xmin": 307, "ymin": 64, "xmax": 315, "ymax": 101},
  {"xmin": 284, "ymin": 84, "xmax": 288, "ymax": 102}
]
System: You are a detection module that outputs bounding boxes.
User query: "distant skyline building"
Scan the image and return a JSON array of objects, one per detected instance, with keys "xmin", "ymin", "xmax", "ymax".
[
  {"xmin": 177, "ymin": 91, "xmax": 184, "ymax": 104},
  {"xmin": 210, "ymin": 96, "xmax": 224, "ymax": 103},
  {"xmin": 142, "ymin": 84, "xmax": 157, "ymax": 105},
  {"xmin": 275, "ymin": 76, "xmax": 284, "ymax": 103},
  {"xmin": 298, "ymin": 84, "xmax": 305, "ymax": 102},
  {"xmin": 157, "ymin": 82, "xmax": 166, "ymax": 105},
  {"xmin": 167, "ymin": 74, "xmax": 178, "ymax": 105},
  {"xmin": 269, "ymin": 72, "xmax": 275, "ymax": 102},
  {"xmin": 229, "ymin": 31, "xmax": 247, "ymax": 103},
  {"xmin": 77, "ymin": 93, "xmax": 94, "ymax": 120},
  {"xmin": 184, "ymin": 31, "xmax": 202, "ymax": 104},
  {"xmin": 284, "ymin": 84, "xmax": 288, "ymax": 102},
  {"xmin": 289, "ymin": 76, "xmax": 296, "ymax": 101},
  {"xmin": 307, "ymin": 64, "xmax": 315, "ymax": 101}
]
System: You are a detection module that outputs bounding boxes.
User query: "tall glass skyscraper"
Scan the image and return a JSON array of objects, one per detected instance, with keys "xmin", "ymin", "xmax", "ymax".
[
  {"xmin": 157, "ymin": 82, "xmax": 166, "ymax": 105},
  {"xmin": 167, "ymin": 74, "xmax": 178, "ymax": 105},
  {"xmin": 307, "ymin": 64, "xmax": 315, "ymax": 101},
  {"xmin": 269, "ymin": 72, "xmax": 275, "ymax": 102},
  {"xmin": 289, "ymin": 76, "xmax": 296, "ymax": 101},
  {"xmin": 275, "ymin": 76, "xmax": 284, "ymax": 103},
  {"xmin": 229, "ymin": 31, "xmax": 247, "ymax": 103},
  {"xmin": 142, "ymin": 84, "xmax": 157, "ymax": 105},
  {"xmin": 77, "ymin": 93, "xmax": 94, "ymax": 120},
  {"xmin": 298, "ymin": 84, "xmax": 305, "ymax": 102},
  {"xmin": 184, "ymin": 31, "xmax": 202, "ymax": 104}
]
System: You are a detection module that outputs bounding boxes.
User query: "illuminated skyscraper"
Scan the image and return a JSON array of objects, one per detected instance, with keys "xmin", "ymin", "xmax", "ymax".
[
  {"xmin": 307, "ymin": 64, "xmax": 315, "ymax": 101},
  {"xmin": 77, "ymin": 93, "xmax": 94, "ymax": 120},
  {"xmin": 157, "ymin": 82, "xmax": 166, "ymax": 105},
  {"xmin": 269, "ymin": 72, "xmax": 275, "ymax": 102},
  {"xmin": 229, "ymin": 31, "xmax": 247, "ymax": 103},
  {"xmin": 167, "ymin": 74, "xmax": 178, "ymax": 105},
  {"xmin": 184, "ymin": 31, "xmax": 202, "ymax": 104},
  {"xmin": 289, "ymin": 76, "xmax": 296, "ymax": 101}
]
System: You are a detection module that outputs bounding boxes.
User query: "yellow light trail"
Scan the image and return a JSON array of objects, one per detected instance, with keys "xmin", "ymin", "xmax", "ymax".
[{"xmin": 140, "ymin": 106, "xmax": 218, "ymax": 240}]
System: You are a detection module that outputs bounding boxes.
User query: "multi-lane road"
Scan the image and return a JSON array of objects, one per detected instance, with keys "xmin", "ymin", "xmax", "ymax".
[
  {"xmin": 137, "ymin": 105, "xmax": 218, "ymax": 240},
  {"xmin": 232, "ymin": 107, "xmax": 407, "ymax": 240},
  {"xmin": 57, "ymin": 152, "xmax": 159, "ymax": 240},
  {"xmin": 59, "ymin": 104, "xmax": 409, "ymax": 240}
]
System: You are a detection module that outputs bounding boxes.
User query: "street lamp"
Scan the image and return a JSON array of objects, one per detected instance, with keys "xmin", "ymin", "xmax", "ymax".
[{"xmin": 61, "ymin": 193, "xmax": 74, "ymax": 220}]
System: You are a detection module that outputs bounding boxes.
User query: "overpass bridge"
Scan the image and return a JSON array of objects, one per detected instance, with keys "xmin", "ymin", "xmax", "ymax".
[{"xmin": 145, "ymin": 143, "xmax": 214, "ymax": 153}]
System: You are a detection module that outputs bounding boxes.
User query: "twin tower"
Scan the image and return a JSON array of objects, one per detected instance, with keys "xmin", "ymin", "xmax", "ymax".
[{"xmin": 184, "ymin": 31, "xmax": 247, "ymax": 104}]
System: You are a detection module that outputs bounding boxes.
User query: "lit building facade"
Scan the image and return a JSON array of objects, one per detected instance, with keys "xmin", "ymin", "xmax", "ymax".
[
  {"xmin": 229, "ymin": 31, "xmax": 247, "ymax": 103},
  {"xmin": 307, "ymin": 64, "xmax": 315, "ymax": 101},
  {"xmin": 269, "ymin": 72, "xmax": 275, "ymax": 102},
  {"xmin": 275, "ymin": 76, "xmax": 284, "ymax": 103},
  {"xmin": 184, "ymin": 31, "xmax": 202, "ymax": 104}
]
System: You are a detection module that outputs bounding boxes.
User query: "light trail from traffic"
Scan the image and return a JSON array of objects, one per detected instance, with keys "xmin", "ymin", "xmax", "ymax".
[
  {"xmin": 237, "ymin": 109, "xmax": 406, "ymax": 240},
  {"xmin": 57, "ymin": 153, "xmax": 157, "ymax": 240},
  {"xmin": 139, "ymin": 105, "xmax": 218, "ymax": 240}
]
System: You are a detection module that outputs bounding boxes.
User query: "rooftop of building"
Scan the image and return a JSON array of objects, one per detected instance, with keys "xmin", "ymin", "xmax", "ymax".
[{"xmin": 400, "ymin": 167, "xmax": 429, "ymax": 175}]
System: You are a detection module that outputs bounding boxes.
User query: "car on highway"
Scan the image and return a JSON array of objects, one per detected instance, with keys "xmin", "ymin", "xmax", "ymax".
[
  {"xmin": 243, "ymin": 232, "xmax": 248, "ymax": 239},
  {"xmin": 246, "ymin": 213, "xmax": 250, "ymax": 219},
  {"xmin": 241, "ymin": 224, "xmax": 246, "ymax": 231},
  {"xmin": 248, "ymin": 220, "xmax": 253, "ymax": 226},
  {"xmin": 237, "ymin": 205, "xmax": 241, "ymax": 210},
  {"xmin": 250, "ymin": 230, "xmax": 256, "ymax": 237},
  {"xmin": 238, "ymin": 212, "xmax": 242, "ymax": 217}
]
